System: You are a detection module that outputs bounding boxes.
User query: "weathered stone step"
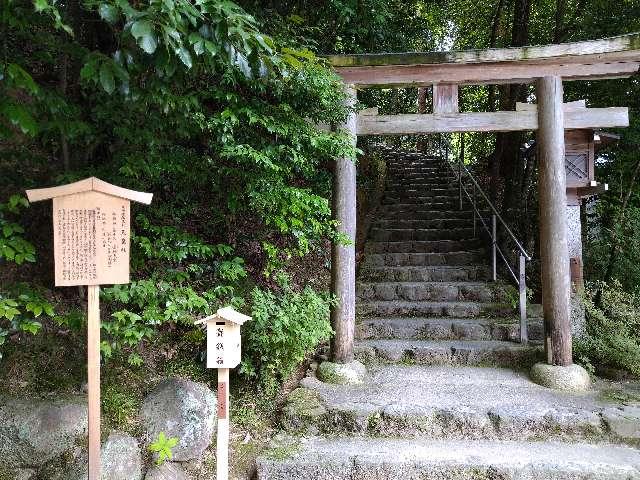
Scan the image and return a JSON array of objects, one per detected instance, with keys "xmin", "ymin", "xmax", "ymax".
[
  {"xmin": 387, "ymin": 164, "xmax": 448, "ymax": 170},
  {"xmin": 383, "ymin": 194, "xmax": 461, "ymax": 204},
  {"xmin": 258, "ymin": 436, "xmax": 640, "ymax": 480},
  {"xmin": 380, "ymin": 201, "xmax": 472, "ymax": 212},
  {"xmin": 357, "ymin": 316, "xmax": 543, "ymax": 342},
  {"xmin": 376, "ymin": 209, "xmax": 487, "ymax": 221},
  {"xmin": 370, "ymin": 227, "xmax": 476, "ymax": 242},
  {"xmin": 387, "ymin": 171, "xmax": 458, "ymax": 182},
  {"xmin": 356, "ymin": 281, "xmax": 506, "ymax": 302},
  {"xmin": 384, "ymin": 187, "xmax": 460, "ymax": 196},
  {"xmin": 387, "ymin": 177, "xmax": 455, "ymax": 185},
  {"xmin": 280, "ymin": 366, "xmax": 637, "ymax": 442},
  {"xmin": 356, "ymin": 300, "xmax": 513, "ymax": 318},
  {"xmin": 358, "ymin": 265, "xmax": 491, "ymax": 282},
  {"xmin": 363, "ymin": 251, "xmax": 485, "ymax": 267},
  {"xmin": 364, "ymin": 239, "xmax": 483, "ymax": 253},
  {"xmin": 373, "ymin": 218, "xmax": 474, "ymax": 230},
  {"xmin": 355, "ymin": 339, "xmax": 539, "ymax": 366}
]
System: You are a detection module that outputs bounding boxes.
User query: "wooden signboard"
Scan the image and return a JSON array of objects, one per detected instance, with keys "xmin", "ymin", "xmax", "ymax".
[
  {"xmin": 196, "ymin": 307, "xmax": 251, "ymax": 480},
  {"xmin": 26, "ymin": 177, "xmax": 152, "ymax": 480}
]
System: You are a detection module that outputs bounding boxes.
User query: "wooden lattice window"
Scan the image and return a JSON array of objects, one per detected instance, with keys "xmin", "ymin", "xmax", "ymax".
[{"xmin": 565, "ymin": 152, "xmax": 589, "ymax": 186}]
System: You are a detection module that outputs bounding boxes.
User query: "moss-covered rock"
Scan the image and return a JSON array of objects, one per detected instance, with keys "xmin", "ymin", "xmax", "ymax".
[
  {"xmin": 317, "ymin": 361, "xmax": 366, "ymax": 385},
  {"xmin": 281, "ymin": 387, "xmax": 326, "ymax": 433}
]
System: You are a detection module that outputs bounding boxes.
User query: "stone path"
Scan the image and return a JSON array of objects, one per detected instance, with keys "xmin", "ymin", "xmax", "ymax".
[{"xmin": 257, "ymin": 150, "xmax": 640, "ymax": 479}]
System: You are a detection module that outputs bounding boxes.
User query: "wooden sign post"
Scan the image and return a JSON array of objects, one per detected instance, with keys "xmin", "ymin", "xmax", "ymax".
[
  {"xmin": 26, "ymin": 177, "xmax": 152, "ymax": 480},
  {"xmin": 196, "ymin": 306, "xmax": 251, "ymax": 480}
]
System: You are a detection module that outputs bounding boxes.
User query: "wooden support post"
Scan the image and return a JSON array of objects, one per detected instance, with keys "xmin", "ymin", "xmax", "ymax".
[
  {"xmin": 87, "ymin": 285, "xmax": 101, "ymax": 480},
  {"xmin": 536, "ymin": 76, "xmax": 572, "ymax": 366},
  {"xmin": 519, "ymin": 254, "xmax": 528, "ymax": 344},
  {"xmin": 217, "ymin": 368, "xmax": 230, "ymax": 480},
  {"xmin": 491, "ymin": 215, "xmax": 497, "ymax": 282},
  {"xmin": 433, "ymin": 84, "xmax": 459, "ymax": 113},
  {"xmin": 330, "ymin": 85, "xmax": 357, "ymax": 364}
]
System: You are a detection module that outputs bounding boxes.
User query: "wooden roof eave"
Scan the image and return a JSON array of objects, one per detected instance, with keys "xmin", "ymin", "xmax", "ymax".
[
  {"xmin": 26, "ymin": 177, "xmax": 153, "ymax": 204},
  {"xmin": 326, "ymin": 32, "xmax": 640, "ymax": 88}
]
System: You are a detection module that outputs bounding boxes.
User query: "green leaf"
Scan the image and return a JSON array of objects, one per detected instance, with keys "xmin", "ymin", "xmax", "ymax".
[
  {"xmin": 138, "ymin": 34, "xmax": 158, "ymax": 54},
  {"xmin": 131, "ymin": 20, "xmax": 153, "ymax": 39},
  {"xmin": 33, "ymin": 0, "xmax": 48, "ymax": 12},
  {"xmin": 177, "ymin": 47, "xmax": 192, "ymax": 69},
  {"xmin": 99, "ymin": 63, "xmax": 115, "ymax": 94},
  {"xmin": 98, "ymin": 4, "xmax": 118, "ymax": 24}
]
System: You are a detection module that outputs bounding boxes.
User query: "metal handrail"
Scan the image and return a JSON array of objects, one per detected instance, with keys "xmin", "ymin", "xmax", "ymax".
[{"xmin": 439, "ymin": 139, "xmax": 531, "ymax": 344}]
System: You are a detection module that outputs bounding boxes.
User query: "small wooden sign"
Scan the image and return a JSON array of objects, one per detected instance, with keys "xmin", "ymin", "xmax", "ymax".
[
  {"xmin": 197, "ymin": 306, "xmax": 251, "ymax": 369},
  {"xmin": 196, "ymin": 307, "xmax": 251, "ymax": 480}
]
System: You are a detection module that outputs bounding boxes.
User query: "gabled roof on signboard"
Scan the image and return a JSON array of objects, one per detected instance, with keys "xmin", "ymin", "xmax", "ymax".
[
  {"xmin": 195, "ymin": 306, "xmax": 252, "ymax": 326},
  {"xmin": 25, "ymin": 177, "xmax": 153, "ymax": 204},
  {"xmin": 216, "ymin": 306, "xmax": 251, "ymax": 325}
]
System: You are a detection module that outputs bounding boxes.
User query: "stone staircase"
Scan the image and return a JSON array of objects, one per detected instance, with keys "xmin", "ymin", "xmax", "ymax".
[
  {"xmin": 355, "ymin": 151, "xmax": 541, "ymax": 368},
  {"xmin": 257, "ymin": 150, "xmax": 640, "ymax": 479}
]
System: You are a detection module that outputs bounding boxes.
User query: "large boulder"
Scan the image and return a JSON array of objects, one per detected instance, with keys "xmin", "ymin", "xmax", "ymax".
[
  {"xmin": 145, "ymin": 462, "xmax": 189, "ymax": 480},
  {"xmin": 51, "ymin": 431, "xmax": 143, "ymax": 480},
  {"xmin": 140, "ymin": 378, "xmax": 217, "ymax": 461},
  {"xmin": 0, "ymin": 395, "xmax": 87, "ymax": 468}
]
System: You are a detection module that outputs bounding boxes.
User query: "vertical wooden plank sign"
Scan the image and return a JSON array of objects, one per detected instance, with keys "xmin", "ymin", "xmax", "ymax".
[
  {"xmin": 26, "ymin": 177, "xmax": 152, "ymax": 480},
  {"xmin": 196, "ymin": 306, "xmax": 251, "ymax": 480}
]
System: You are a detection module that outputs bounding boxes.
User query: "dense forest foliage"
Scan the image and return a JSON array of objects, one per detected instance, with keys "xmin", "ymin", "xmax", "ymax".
[{"xmin": 1, "ymin": 0, "xmax": 640, "ymax": 406}]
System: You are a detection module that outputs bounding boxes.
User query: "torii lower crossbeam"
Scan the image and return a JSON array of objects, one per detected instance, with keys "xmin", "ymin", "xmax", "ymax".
[{"xmin": 357, "ymin": 108, "xmax": 628, "ymax": 135}]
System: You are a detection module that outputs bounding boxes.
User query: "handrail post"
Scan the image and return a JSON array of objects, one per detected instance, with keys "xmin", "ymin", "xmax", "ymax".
[
  {"xmin": 458, "ymin": 154, "xmax": 462, "ymax": 210},
  {"xmin": 472, "ymin": 182, "xmax": 477, "ymax": 237},
  {"xmin": 519, "ymin": 254, "xmax": 528, "ymax": 344},
  {"xmin": 492, "ymin": 214, "xmax": 497, "ymax": 282}
]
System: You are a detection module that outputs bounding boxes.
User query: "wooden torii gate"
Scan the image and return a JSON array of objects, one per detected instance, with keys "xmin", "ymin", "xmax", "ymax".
[{"xmin": 326, "ymin": 32, "xmax": 640, "ymax": 368}]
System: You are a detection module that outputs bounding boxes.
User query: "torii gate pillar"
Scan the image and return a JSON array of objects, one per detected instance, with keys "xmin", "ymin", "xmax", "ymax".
[
  {"xmin": 330, "ymin": 85, "xmax": 357, "ymax": 363},
  {"xmin": 536, "ymin": 76, "xmax": 573, "ymax": 366}
]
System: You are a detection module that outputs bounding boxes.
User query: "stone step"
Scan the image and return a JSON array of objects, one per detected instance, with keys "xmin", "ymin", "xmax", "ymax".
[
  {"xmin": 386, "ymin": 174, "xmax": 453, "ymax": 181},
  {"xmin": 281, "ymin": 366, "xmax": 634, "ymax": 442},
  {"xmin": 387, "ymin": 170, "xmax": 457, "ymax": 183},
  {"xmin": 364, "ymin": 239, "xmax": 483, "ymax": 253},
  {"xmin": 373, "ymin": 218, "xmax": 475, "ymax": 230},
  {"xmin": 387, "ymin": 177, "xmax": 455, "ymax": 185},
  {"xmin": 356, "ymin": 281, "xmax": 507, "ymax": 302},
  {"xmin": 387, "ymin": 165, "xmax": 448, "ymax": 171},
  {"xmin": 370, "ymin": 227, "xmax": 476, "ymax": 242},
  {"xmin": 362, "ymin": 251, "xmax": 485, "ymax": 268},
  {"xmin": 384, "ymin": 187, "xmax": 460, "ymax": 196},
  {"xmin": 380, "ymin": 202, "xmax": 470, "ymax": 213},
  {"xmin": 382, "ymin": 194, "xmax": 461, "ymax": 204},
  {"xmin": 375, "ymin": 209, "xmax": 487, "ymax": 221},
  {"xmin": 358, "ymin": 265, "xmax": 491, "ymax": 282},
  {"xmin": 379, "ymin": 203, "xmax": 473, "ymax": 213},
  {"xmin": 257, "ymin": 436, "xmax": 640, "ymax": 480},
  {"xmin": 355, "ymin": 339, "xmax": 540, "ymax": 367},
  {"xmin": 357, "ymin": 316, "xmax": 543, "ymax": 342},
  {"xmin": 356, "ymin": 300, "xmax": 513, "ymax": 318}
]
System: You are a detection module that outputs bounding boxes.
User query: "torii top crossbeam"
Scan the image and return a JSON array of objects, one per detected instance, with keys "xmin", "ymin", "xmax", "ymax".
[{"xmin": 326, "ymin": 32, "xmax": 640, "ymax": 87}]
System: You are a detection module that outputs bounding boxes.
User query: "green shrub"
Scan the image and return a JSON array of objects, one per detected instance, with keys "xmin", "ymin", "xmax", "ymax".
[
  {"xmin": 240, "ymin": 281, "xmax": 334, "ymax": 394},
  {"xmin": 574, "ymin": 281, "xmax": 640, "ymax": 375}
]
